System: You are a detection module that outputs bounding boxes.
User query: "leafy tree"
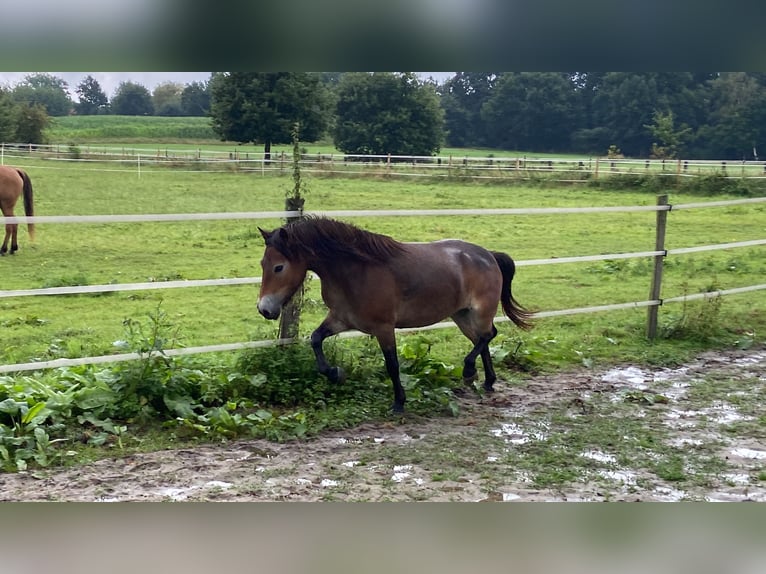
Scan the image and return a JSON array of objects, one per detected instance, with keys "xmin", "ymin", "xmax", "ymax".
[
  {"xmin": 11, "ymin": 73, "xmax": 73, "ymax": 116},
  {"xmin": 13, "ymin": 103, "xmax": 50, "ymax": 144},
  {"xmin": 0, "ymin": 89, "xmax": 17, "ymax": 141},
  {"xmin": 644, "ymin": 110, "xmax": 692, "ymax": 159},
  {"xmin": 209, "ymin": 72, "xmax": 331, "ymax": 159},
  {"xmin": 588, "ymin": 73, "xmax": 659, "ymax": 156},
  {"xmin": 694, "ymin": 72, "xmax": 766, "ymax": 159},
  {"xmin": 111, "ymin": 81, "xmax": 153, "ymax": 115},
  {"xmin": 440, "ymin": 72, "xmax": 497, "ymax": 147},
  {"xmin": 153, "ymin": 82, "xmax": 184, "ymax": 116},
  {"xmin": 333, "ymin": 72, "xmax": 444, "ymax": 156},
  {"xmin": 481, "ymin": 72, "xmax": 580, "ymax": 152},
  {"xmin": 319, "ymin": 72, "xmax": 344, "ymax": 87},
  {"xmin": 75, "ymin": 75, "xmax": 109, "ymax": 115},
  {"xmin": 582, "ymin": 72, "xmax": 710, "ymax": 157},
  {"xmin": 180, "ymin": 81, "xmax": 210, "ymax": 116}
]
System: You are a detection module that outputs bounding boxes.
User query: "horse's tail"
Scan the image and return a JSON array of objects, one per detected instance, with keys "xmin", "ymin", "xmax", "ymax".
[
  {"xmin": 492, "ymin": 251, "xmax": 533, "ymax": 330},
  {"xmin": 17, "ymin": 169, "xmax": 34, "ymax": 241}
]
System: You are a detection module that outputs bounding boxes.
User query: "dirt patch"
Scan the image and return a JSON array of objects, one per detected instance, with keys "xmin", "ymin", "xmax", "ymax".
[{"xmin": 1, "ymin": 346, "xmax": 764, "ymax": 501}]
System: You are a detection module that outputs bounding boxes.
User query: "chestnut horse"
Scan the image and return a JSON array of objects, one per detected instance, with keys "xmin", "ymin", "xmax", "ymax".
[
  {"xmin": 0, "ymin": 166, "xmax": 35, "ymax": 255},
  {"xmin": 257, "ymin": 217, "xmax": 531, "ymax": 413}
]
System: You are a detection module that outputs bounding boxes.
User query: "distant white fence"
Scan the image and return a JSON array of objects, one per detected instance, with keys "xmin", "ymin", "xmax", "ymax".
[
  {"xmin": 3, "ymin": 143, "xmax": 766, "ymax": 181},
  {"xmin": 1, "ymin": 196, "xmax": 765, "ymax": 374}
]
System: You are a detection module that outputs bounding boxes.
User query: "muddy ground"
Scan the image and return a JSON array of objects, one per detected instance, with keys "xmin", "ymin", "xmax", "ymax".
[{"xmin": 1, "ymin": 346, "xmax": 764, "ymax": 502}]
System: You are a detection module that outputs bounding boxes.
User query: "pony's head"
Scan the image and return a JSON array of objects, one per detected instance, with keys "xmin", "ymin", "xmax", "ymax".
[{"xmin": 256, "ymin": 226, "xmax": 308, "ymax": 320}]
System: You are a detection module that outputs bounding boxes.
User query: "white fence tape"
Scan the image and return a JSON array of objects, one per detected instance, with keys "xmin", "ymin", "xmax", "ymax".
[{"xmin": 5, "ymin": 196, "xmax": 766, "ymax": 226}]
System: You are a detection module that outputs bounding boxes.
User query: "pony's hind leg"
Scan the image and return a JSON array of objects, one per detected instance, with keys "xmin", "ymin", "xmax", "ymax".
[
  {"xmin": 1, "ymin": 224, "xmax": 11, "ymax": 255},
  {"xmin": 479, "ymin": 325, "xmax": 499, "ymax": 391},
  {"xmin": 10, "ymin": 223, "xmax": 19, "ymax": 253},
  {"xmin": 461, "ymin": 330, "xmax": 498, "ymax": 391},
  {"xmin": 452, "ymin": 310, "xmax": 499, "ymax": 391}
]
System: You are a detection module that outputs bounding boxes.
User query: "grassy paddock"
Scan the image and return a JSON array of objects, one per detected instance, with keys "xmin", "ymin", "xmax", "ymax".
[{"xmin": 1, "ymin": 157, "xmax": 764, "ymax": 367}]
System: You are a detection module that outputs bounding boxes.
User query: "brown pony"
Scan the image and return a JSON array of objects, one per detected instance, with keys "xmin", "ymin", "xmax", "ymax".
[
  {"xmin": 257, "ymin": 216, "xmax": 531, "ymax": 413},
  {"xmin": 0, "ymin": 166, "xmax": 35, "ymax": 255}
]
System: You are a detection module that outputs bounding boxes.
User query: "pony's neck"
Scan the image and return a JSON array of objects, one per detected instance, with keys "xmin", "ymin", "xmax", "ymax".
[{"xmin": 307, "ymin": 256, "xmax": 367, "ymax": 284}]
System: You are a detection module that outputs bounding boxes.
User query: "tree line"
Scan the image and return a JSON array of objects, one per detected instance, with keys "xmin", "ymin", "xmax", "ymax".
[
  {"xmin": 2, "ymin": 72, "xmax": 765, "ymax": 160},
  {"xmin": 441, "ymin": 72, "xmax": 766, "ymax": 160}
]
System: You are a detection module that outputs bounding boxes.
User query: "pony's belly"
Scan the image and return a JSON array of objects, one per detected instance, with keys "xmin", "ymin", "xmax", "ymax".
[{"xmin": 394, "ymin": 302, "xmax": 460, "ymax": 329}]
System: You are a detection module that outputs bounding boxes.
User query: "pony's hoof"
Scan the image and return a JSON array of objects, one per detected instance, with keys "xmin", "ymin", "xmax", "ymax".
[
  {"xmin": 329, "ymin": 366, "xmax": 346, "ymax": 384},
  {"xmin": 391, "ymin": 402, "xmax": 405, "ymax": 414},
  {"xmin": 462, "ymin": 373, "xmax": 478, "ymax": 388},
  {"xmin": 483, "ymin": 382, "xmax": 495, "ymax": 393}
]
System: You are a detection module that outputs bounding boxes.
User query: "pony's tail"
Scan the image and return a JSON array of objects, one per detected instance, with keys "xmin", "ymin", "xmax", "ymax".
[
  {"xmin": 17, "ymin": 169, "xmax": 34, "ymax": 241},
  {"xmin": 492, "ymin": 251, "xmax": 533, "ymax": 330}
]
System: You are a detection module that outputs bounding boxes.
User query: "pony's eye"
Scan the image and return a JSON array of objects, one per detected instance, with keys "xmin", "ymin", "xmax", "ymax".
[{"xmin": 274, "ymin": 264, "xmax": 284, "ymax": 273}]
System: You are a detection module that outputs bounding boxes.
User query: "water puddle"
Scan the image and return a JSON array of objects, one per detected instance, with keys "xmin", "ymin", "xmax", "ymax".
[
  {"xmin": 581, "ymin": 450, "xmax": 617, "ymax": 464},
  {"xmin": 157, "ymin": 480, "xmax": 233, "ymax": 501},
  {"xmin": 730, "ymin": 447, "xmax": 766, "ymax": 460},
  {"xmin": 490, "ymin": 421, "xmax": 549, "ymax": 444}
]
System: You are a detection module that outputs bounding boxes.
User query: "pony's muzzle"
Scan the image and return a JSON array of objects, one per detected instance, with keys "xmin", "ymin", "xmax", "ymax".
[{"xmin": 257, "ymin": 296, "xmax": 282, "ymax": 320}]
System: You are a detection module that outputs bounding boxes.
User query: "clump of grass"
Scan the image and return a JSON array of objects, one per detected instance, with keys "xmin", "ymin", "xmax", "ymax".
[{"xmin": 661, "ymin": 282, "xmax": 725, "ymax": 342}]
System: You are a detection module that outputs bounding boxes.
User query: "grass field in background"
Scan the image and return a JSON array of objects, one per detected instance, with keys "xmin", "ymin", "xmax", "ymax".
[
  {"xmin": 2, "ymin": 156, "xmax": 764, "ymax": 371},
  {"xmin": 44, "ymin": 115, "xmax": 590, "ymax": 160}
]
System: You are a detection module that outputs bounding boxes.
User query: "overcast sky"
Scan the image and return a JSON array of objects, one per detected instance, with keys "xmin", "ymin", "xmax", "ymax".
[{"xmin": 0, "ymin": 72, "xmax": 452, "ymax": 101}]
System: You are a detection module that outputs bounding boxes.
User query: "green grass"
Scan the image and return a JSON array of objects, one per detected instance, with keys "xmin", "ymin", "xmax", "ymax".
[{"xmin": 46, "ymin": 115, "xmax": 220, "ymax": 142}]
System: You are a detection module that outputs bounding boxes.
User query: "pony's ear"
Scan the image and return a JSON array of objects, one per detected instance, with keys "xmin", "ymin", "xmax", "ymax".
[
  {"xmin": 258, "ymin": 227, "xmax": 271, "ymax": 241},
  {"xmin": 278, "ymin": 228, "xmax": 289, "ymax": 242}
]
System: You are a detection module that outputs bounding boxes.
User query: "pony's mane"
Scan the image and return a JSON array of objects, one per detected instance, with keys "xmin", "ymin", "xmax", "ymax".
[{"xmin": 269, "ymin": 216, "xmax": 404, "ymax": 263}]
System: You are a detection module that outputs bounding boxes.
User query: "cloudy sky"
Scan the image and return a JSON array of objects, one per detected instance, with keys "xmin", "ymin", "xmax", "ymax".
[{"xmin": 0, "ymin": 72, "xmax": 452, "ymax": 101}]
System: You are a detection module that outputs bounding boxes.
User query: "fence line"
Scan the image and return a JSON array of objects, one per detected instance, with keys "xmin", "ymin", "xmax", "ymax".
[
  {"xmin": 6, "ymin": 196, "xmax": 766, "ymax": 227},
  {"xmin": 8, "ymin": 284, "xmax": 766, "ymax": 375},
  {"xmin": 4, "ymin": 143, "xmax": 766, "ymax": 182},
  {"xmin": 2, "ymin": 237, "xmax": 763, "ymax": 300},
  {"xmin": 1, "ymin": 198, "xmax": 764, "ymax": 373}
]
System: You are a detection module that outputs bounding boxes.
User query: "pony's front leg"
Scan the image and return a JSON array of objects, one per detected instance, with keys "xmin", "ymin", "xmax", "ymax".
[
  {"xmin": 310, "ymin": 317, "xmax": 348, "ymax": 384},
  {"xmin": 376, "ymin": 329, "xmax": 406, "ymax": 413}
]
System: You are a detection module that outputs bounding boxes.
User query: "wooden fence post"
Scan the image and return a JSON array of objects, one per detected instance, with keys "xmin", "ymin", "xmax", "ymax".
[
  {"xmin": 278, "ymin": 124, "xmax": 306, "ymax": 340},
  {"xmin": 647, "ymin": 194, "xmax": 669, "ymax": 339},
  {"xmin": 277, "ymin": 196, "xmax": 304, "ymax": 340}
]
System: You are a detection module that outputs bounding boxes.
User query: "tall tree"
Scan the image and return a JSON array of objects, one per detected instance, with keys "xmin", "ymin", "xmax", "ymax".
[
  {"xmin": 440, "ymin": 72, "xmax": 497, "ymax": 147},
  {"xmin": 153, "ymin": 82, "xmax": 184, "ymax": 116},
  {"xmin": 209, "ymin": 72, "xmax": 331, "ymax": 159},
  {"xmin": 13, "ymin": 103, "xmax": 50, "ymax": 144},
  {"xmin": 696, "ymin": 72, "xmax": 766, "ymax": 159},
  {"xmin": 333, "ymin": 72, "xmax": 445, "ymax": 156},
  {"xmin": 75, "ymin": 75, "xmax": 109, "ymax": 115},
  {"xmin": 11, "ymin": 73, "xmax": 72, "ymax": 116},
  {"xmin": 111, "ymin": 81, "xmax": 153, "ymax": 116},
  {"xmin": 180, "ymin": 81, "xmax": 210, "ymax": 116},
  {"xmin": 644, "ymin": 110, "xmax": 692, "ymax": 159},
  {"xmin": 588, "ymin": 73, "xmax": 659, "ymax": 156},
  {"xmin": 0, "ymin": 88, "xmax": 17, "ymax": 141},
  {"xmin": 481, "ymin": 72, "xmax": 580, "ymax": 152}
]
